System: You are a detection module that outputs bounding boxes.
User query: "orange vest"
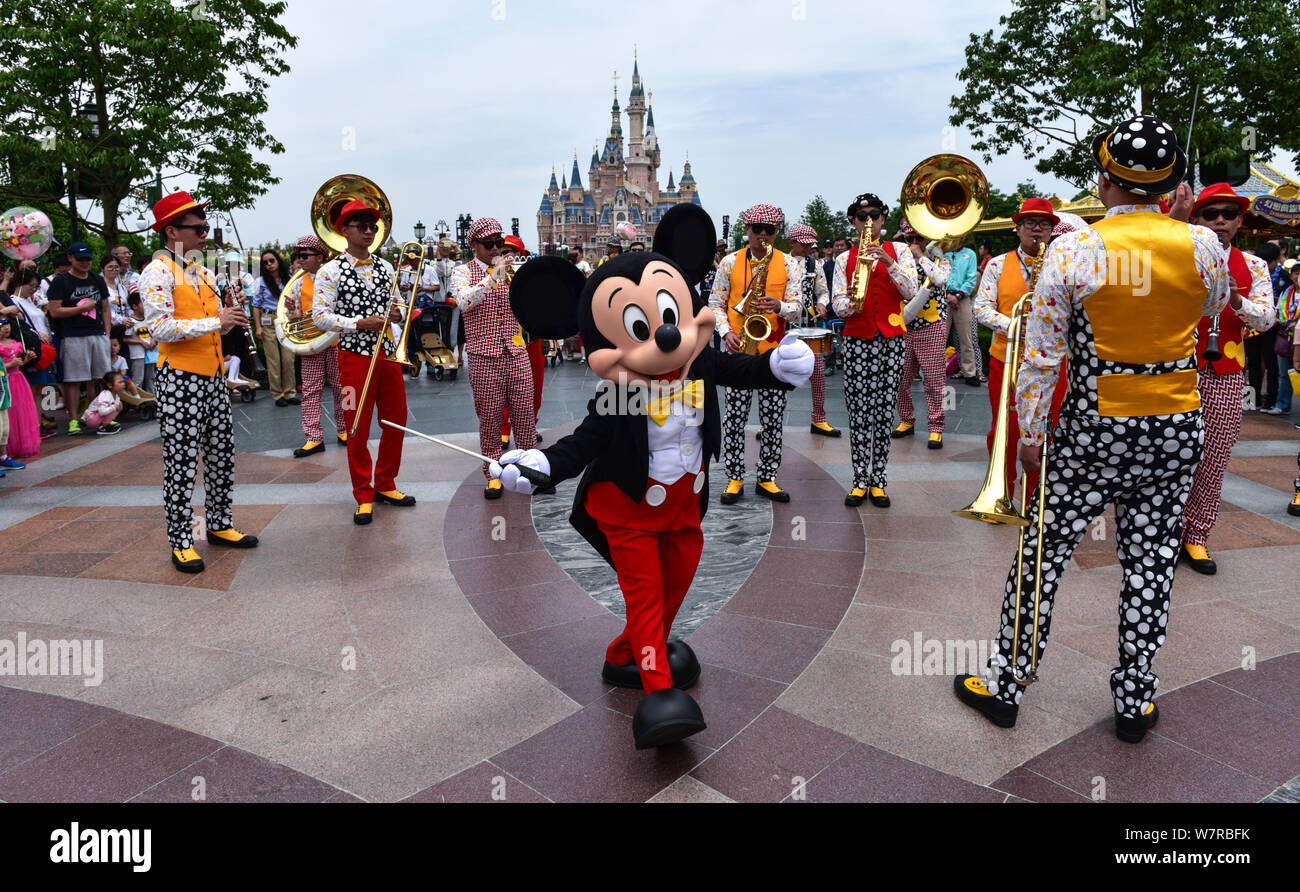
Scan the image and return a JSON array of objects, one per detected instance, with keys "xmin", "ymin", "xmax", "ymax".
[
  {"xmin": 299, "ymin": 273, "xmax": 315, "ymax": 315},
  {"xmin": 726, "ymin": 249, "xmax": 789, "ymax": 354},
  {"xmin": 1087, "ymin": 212, "xmax": 1203, "ymax": 417},
  {"xmin": 842, "ymin": 242, "xmax": 907, "ymax": 339},
  {"xmin": 990, "ymin": 251, "xmax": 1029, "ymax": 363},
  {"xmin": 156, "ymin": 257, "xmax": 224, "ymax": 377}
]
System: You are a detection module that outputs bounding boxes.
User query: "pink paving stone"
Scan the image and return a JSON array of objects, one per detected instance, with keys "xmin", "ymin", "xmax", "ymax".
[
  {"xmin": 798, "ymin": 742, "xmax": 1007, "ymax": 802},
  {"xmin": 403, "ymin": 760, "xmax": 549, "ymax": 803},
  {"xmin": 129, "ymin": 745, "xmax": 342, "ymax": 802},
  {"xmin": 690, "ymin": 706, "xmax": 856, "ymax": 802}
]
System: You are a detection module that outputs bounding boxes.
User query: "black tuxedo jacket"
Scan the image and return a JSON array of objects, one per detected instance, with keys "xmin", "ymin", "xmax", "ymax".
[{"xmin": 542, "ymin": 346, "xmax": 789, "ymax": 566}]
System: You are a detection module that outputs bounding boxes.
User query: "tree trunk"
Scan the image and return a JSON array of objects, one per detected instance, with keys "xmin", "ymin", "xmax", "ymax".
[{"xmin": 101, "ymin": 190, "xmax": 120, "ymax": 249}]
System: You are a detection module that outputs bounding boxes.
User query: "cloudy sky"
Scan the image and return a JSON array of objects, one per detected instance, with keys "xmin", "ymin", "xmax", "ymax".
[{"xmin": 204, "ymin": 0, "xmax": 1292, "ymax": 250}]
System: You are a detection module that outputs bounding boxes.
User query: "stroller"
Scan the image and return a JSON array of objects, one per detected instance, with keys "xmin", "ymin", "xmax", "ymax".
[
  {"xmin": 408, "ymin": 308, "xmax": 459, "ymax": 381},
  {"xmin": 120, "ymin": 387, "xmax": 159, "ymax": 421}
]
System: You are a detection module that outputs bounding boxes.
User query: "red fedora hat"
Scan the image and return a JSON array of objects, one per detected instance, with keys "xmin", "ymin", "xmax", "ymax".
[
  {"xmin": 151, "ymin": 191, "xmax": 208, "ymax": 232},
  {"xmin": 1012, "ymin": 197, "xmax": 1060, "ymax": 227},
  {"xmin": 1191, "ymin": 183, "xmax": 1250, "ymax": 219}
]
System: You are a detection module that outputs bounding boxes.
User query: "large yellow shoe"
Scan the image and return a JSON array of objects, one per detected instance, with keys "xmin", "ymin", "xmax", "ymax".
[
  {"xmin": 720, "ymin": 478, "xmax": 744, "ymax": 505},
  {"xmin": 294, "ymin": 441, "xmax": 324, "ymax": 458},
  {"xmin": 928, "ymin": 432, "xmax": 943, "ymax": 450},
  {"xmin": 171, "ymin": 547, "xmax": 204, "ymax": 574},
  {"xmin": 845, "ymin": 487, "xmax": 868, "ymax": 507},
  {"xmin": 869, "ymin": 487, "xmax": 891, "ymax": 508},
  {"xmin": 810, "ymin": 421, "xmax": 842, "ymax": 438},
  {"xmin": 756, "ymin": 480, "xmax": 790, "ymax": 503},
  {"xmin": 337, "ymin": 432, "xmax": 348, "ymax": 445},
  {"xmin": 890, "ymin": 422, "xmax": 915, "ymax": 439},
  {"xmin": 206, "ymin": 528, "xmax": 259, "ymax": 548},
  {"xmin": 484, "ymin": 479, "xmax": 504, "ymax": 500},
  {"xmin": 1289, "ymin": 493, "xmax": 1300, "ymax": 517},
  {"xmin": 354, "ymin": 503, "xmax": 374, "ymax": 525}
]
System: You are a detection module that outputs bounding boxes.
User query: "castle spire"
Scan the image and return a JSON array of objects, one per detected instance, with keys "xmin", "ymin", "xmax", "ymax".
[{"xmin": 548, "ymin": 164, "xmax": 558, "ymax": 191}]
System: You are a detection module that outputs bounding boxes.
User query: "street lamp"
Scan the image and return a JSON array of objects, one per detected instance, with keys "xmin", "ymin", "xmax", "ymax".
[
  {"xmin": 414, "ymin": 220, "xmax": 426, "ymax": 243},
  {"xmin": 511, "ymin": 217, "xmax": 520, "ymax": 237},
  {"xmin": 435, "ymin": 219, "xmax": 449, "ymax": 239}
]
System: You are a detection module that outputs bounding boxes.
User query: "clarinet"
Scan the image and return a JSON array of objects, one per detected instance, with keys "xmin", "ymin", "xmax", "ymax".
[
  {"xmin": 802, "ymin": 257, "xmax": 818, "ymax": 327},
  {"xmin": 1203, "ymin": 312, "xmax": 1222, "ymax": 362}
]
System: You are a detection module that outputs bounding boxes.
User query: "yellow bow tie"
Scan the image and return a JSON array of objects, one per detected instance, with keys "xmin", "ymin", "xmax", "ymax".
[
  {"xmin": 648, "ymin": 379, "xmax": 704, "ymax": 426},
  {"xmin": 352, "ymin": 258, "xmax": 372, "ymax": 267}
]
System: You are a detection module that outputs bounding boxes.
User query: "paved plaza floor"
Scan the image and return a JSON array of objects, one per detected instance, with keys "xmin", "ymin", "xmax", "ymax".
[{"xmin": 1, "ymin": 361, "xmax": 1297, "ymax": 802}]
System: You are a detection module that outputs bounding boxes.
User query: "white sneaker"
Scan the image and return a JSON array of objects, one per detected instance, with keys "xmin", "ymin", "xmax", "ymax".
[{"xmin": 1262, "ymin": 407, "xmax": 1286, "ymax": 415}]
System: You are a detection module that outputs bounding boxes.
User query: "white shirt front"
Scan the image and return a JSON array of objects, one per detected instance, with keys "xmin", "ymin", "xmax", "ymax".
[{"xmin": 646, "ymin": 401, "xmax": 705, "ymax": 486}]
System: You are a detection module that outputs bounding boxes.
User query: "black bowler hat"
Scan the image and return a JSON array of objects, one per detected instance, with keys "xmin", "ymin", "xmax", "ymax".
[{"xmin": 1089, "ymin": 114, "xmax": 1187, "ymax": 196}]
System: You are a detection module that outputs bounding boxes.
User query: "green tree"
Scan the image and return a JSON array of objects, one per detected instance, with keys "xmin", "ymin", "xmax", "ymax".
[
  {"xmin": 950, "ymin": 0, "xmax": 1300, "ymax": 189},
  {"xmin": 799, "ymin": 195, "xmax": 853, "ymax": 246},
  {"xmin": 0, "ymin": 0, "xmax": 297, "ymax": 247}
]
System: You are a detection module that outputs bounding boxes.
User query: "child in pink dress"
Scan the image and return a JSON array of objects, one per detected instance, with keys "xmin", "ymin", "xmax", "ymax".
[{"xmin": 0, "ymin": 318, "xmax": 39, "ymax": 460}]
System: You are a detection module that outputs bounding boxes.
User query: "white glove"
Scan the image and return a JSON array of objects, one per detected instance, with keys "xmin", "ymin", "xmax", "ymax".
[
  {"xmin": 769, "ymin": 333, "xmax": 815, "ymax": 387},
  {"xmin": 489, "ymin": 448, "xmax": 551, "ymax": 495}
]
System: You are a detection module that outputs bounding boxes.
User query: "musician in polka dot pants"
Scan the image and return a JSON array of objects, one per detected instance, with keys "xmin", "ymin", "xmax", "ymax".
[{"xmin": 954, "ymin": 114, "xmax": 1232, "ymax": 743}]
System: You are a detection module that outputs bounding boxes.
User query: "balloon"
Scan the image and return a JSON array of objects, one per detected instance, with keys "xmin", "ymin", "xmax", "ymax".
[
  {"xmin": 615, "ymin": 222, "xmax": 637, "ymax": 241},
  {"xmin": 0, "ymin": 207, "xmax": 54, "ymax": 261}
]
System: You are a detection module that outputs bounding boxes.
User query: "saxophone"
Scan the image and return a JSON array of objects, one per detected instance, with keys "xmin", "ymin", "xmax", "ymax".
[
  {"xmin": 848, "ymin": 232, "xmax": 880, "ymax": 314},
  {"xmin": 736, "ymin": 244, "xmax": 775, "ymax": 355}
]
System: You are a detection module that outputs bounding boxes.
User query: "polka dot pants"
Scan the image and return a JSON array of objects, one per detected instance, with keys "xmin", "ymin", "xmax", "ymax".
[
  {"xmin": 982, "ymin": 413, "xmax": 1204, "ymax": 718},
  {"xmin": 722, "ymin": 385, "xmax": 787, "ymax": 482},
  {"xmin": 843, "ymin": 334, "xmax": 906, "ymax": 490},
  {"xmin": 156, "ymin": 366, "xmax": 235, "ymax": 551}
]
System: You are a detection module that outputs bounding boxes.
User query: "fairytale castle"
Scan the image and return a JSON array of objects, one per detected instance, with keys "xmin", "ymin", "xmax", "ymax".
[{"xmin": 536, "ymin": 56, "xmax": 701, "ymax": 257}]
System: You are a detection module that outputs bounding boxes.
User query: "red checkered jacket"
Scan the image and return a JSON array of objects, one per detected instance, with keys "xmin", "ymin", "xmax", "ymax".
[{"xmin": 449, "ymin": 259, "xmax": 526, "ymax": 359}]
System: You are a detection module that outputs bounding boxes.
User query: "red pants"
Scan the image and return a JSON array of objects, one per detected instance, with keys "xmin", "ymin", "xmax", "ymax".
[
  {"xmin": 586, "ymin": 472, "xmax": 705, "ymax": 694},
  {"xmin": 987, "ymin": 355, "xmax": 1068, "ymax": 499},
  {"xmin": 502, "ymin": 339, "xmax": 545, "ymax": 438},
  {"xmin": 339, "ymin": 348, "xmax": 407, "ymax": 504}
]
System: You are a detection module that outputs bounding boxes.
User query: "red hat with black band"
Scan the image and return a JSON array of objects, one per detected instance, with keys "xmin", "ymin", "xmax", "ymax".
[
  {"xmin": 1012, "ymin": 197, "xmax": 1060, "ymax": 227},
  {"xmin": 1191, "ymin": 182, "xmax": 1250, "ymax": 219},
  {"xmin": 333, "ymin": 199, "xmax": 380, "ymax": 233},
  {"xmin": 503, "ymin": 235, "xmax": 527, "ymax": 255},
  {"xmin": 151, "ymin": 190, "xmax": 208, "ymax": 233}
]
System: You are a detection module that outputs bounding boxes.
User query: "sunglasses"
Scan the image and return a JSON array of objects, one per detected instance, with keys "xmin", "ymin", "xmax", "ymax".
[
  {"xmin": 477, "ymin": 237, "xmax": 506, "ymax": 249},
  {"xmin": 348, "ymin": 220, "xmax": 379, "ymax": 232},
  {"xmin": 855, "ymin": 209, "xmax": 883, "ymax": 222},
  {"xmin": 749, "ymin": 224, "xmax": 777, "ymax": 236},
  {"xmin": 174, "ymin": 223, "xmax": 211, "ymax": 235},
  {"xmin": 1198, "ymin": 206, "xmax": 1241, "ymax": 222},
  {"xmin": 292, "ymin": 252, "xmax": 321, "ymax": 260}
]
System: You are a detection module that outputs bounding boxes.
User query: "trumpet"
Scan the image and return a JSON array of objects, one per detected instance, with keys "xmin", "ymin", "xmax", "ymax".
[{"xmin": 735, "ymin": 243, "xmax": 775, "ymax": 355}]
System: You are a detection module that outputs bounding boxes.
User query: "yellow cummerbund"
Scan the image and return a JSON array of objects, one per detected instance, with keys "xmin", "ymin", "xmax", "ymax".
[{"xmin": 1096, "ymin": 369, "xmax": 1200, "ymax": 417}]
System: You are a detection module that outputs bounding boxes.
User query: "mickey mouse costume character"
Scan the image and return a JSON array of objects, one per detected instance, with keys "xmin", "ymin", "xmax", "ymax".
[{"xmin": 491, "ymin": 205, "xmax": 815, "ymax": 749}]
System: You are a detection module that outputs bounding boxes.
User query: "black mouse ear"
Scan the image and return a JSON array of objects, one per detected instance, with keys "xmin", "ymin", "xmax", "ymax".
[
  {"xmin": 509, "ymin": 256, "xmax": 584, "ymax": 339},
  {"xmin": 652, "ymin": 204, "xmax": 716, "ymax": 287}
]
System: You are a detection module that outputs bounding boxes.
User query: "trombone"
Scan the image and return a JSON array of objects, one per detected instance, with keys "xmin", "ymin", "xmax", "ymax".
[
  {"xmin": 953, "ymin": 242, "xmax": 1049, "ymax": 686},
  {"xmin": 348, "ymin": 241, "xmax": 426, "ymax": 437}
]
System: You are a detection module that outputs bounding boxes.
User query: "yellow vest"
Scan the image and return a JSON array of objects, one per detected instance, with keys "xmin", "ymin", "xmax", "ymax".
[
  {"xmin": 156, "ymin": 257, "xmax": 224, "ymax": 377},
  {"xmin": 726, "ymin": 249, "xmax": 788, "ymax": 354},
  {"xmin": 300, "ymin": 273, "xmax": 315, "ymax": 314},
  {"xmin": 1087, "ymin": 212, "xmax": 1203, "ymax": 417}
]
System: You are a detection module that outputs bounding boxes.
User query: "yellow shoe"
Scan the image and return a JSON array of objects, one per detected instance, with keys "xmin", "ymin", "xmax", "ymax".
[
  {"xmin": 171, "ymin": 547, "xmax": 204, "ymax": 573},
  {"xmin": 721, "ymin": 478, "xmax": 744, "ymax": 505},
  {"xmin": 206, "ymin": 528, "xmax": 259, "ymax": 548},
  {"xmin": 354, "ymin": 503, "xmax": 374, "ymax": 525},
  {"xmin": 294, "ymin": 441, "xmax": 324, "ymax": 458},
  {"xmin": 756, "ymin": 480, "xmax": 790, "ymax": 503},
  {"xmin": 484, "ymin": 479, "xmax": 504, "ymax": 500},
  {"xmin": 845, "ymin": 487, "xmax": 868, "ymax": 507},
  {"xmin": 810, "ymin": 421, "xmax": 842, "ymax": 437},
  {"xmin": 1289, "ymin": 493, "xmax": 1300, "ymax": 517},
  {"xmin": 1180, "ymin": 543, "xmax": 1215, "ymax": 575},
  {"xmin": 376, "ymin": 489, "xmax": 416, "ymax": 507},
  {"xmin": 954, "ymin": 674, "xmax": 1017, "ymax": 727},
  {"xmin": 337, "ymin": 432, "xmax": 348, "ymax": 445},
  {"xmin": 890, "ymin": 422, "xmax": 915, "ymax": 438},
  {"xmin": 501, "ymin": 434, "xmax": 511, "ymax": 445},
  {"xmin": 928, "ymin": 432, "xmax": 943, "ymax": 450},
  {"xmin": 868, "ymin": 487, "xmax": 891, "ymax": 508}
]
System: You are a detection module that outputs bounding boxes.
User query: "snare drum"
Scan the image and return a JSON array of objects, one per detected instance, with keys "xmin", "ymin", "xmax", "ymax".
[{"xmin": 793, "ymin": 327, "xmax": 831, "ymax": 355}]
